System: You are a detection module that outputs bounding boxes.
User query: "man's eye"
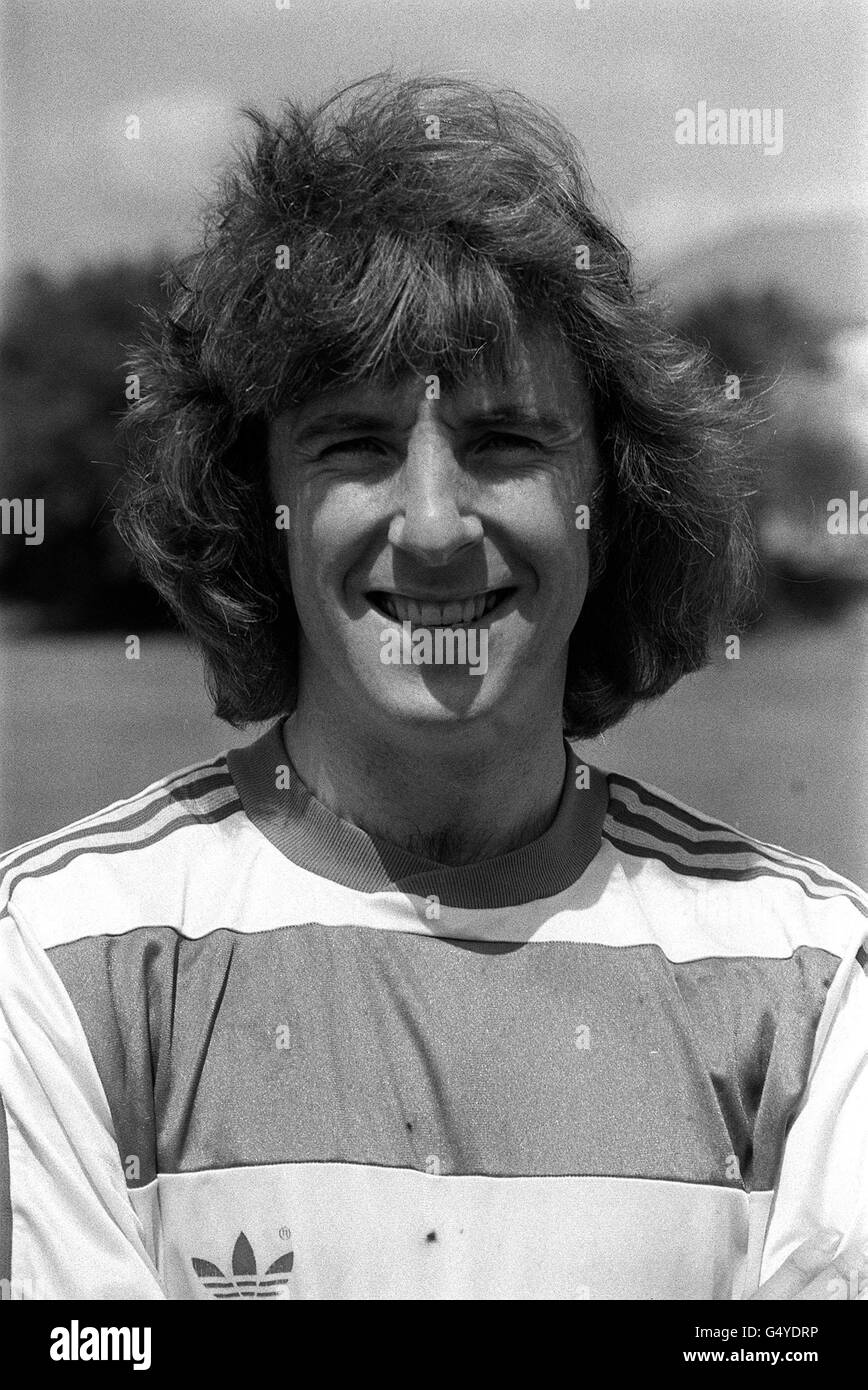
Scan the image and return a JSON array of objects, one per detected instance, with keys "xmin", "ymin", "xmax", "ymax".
[
  {"xmin": 474, "ymin": 432, "xmax": 542, "ymax": 452},
  {"xmin": 320, "ymin": 437, "xmax": 389, "ymax": 457}
]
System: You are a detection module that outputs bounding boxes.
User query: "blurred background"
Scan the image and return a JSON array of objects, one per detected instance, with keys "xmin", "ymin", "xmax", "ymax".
[{"xmin": 1, "ymin": 0, "xmax": 866, "ymax": 880}]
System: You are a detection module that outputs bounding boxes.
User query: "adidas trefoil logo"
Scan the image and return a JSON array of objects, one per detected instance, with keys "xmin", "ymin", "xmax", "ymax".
[{"xmin": 192, "ymin": 1231, "xmax": 294, "ymax": 1299}]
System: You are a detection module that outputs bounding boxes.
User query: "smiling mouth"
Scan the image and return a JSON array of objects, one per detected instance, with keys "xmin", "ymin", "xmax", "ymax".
[{"xmin": 368, "ymin": 588, "xmax": 516, "ymax": 626}]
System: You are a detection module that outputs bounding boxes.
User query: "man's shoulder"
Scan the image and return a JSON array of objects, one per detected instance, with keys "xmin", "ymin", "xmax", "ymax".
[
  {"xmin": 0, "ymin": 749, "xmax": 244, "ymax": 941},
  {"xmin": 598, "ymin": 767, "xmax": 868, "ymax": 953}
]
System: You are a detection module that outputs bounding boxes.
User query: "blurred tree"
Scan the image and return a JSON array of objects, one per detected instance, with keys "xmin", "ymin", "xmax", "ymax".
[
  {"xmin": 0, "ymin": 257, "xmax": 176, "ymax": 629},
  {"xmin": 675, "ymin": 286, "xmax": 868, "ymax": 620},
  {"xmin": 677, "ymin": 285, "xmax": 830, "ymax": 384}
]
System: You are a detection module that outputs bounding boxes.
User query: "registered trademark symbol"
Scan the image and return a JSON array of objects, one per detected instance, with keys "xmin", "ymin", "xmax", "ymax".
[{"xmin": 278, "ymin": 1225, "xmax": 292, "ymax": 1241}]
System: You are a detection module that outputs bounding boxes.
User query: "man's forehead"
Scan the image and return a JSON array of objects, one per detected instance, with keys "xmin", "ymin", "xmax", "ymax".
[{"xmin": 279, "ymin": 335, "xmax": 592, "ymax": 433}]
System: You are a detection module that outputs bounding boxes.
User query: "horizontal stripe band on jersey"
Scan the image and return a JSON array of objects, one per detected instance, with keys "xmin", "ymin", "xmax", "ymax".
[
  {"xmin": 47, "ymin": 925, "xmax": 839, "ymax": 1193},
  {"xmin": 134, "ymin": 1163, "xmax": 770, "ymax": 1300}
]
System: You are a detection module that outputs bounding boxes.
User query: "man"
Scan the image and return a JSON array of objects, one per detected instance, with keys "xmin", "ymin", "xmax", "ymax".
[{"xmin": 1, "ymin": 75, "xmax": 865, "ymax": 1300}]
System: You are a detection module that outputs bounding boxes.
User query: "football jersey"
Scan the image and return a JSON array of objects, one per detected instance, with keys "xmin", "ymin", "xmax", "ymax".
[{"xmin": 1, "ymin": 719, "xmax": 866, "ymax": 1300}]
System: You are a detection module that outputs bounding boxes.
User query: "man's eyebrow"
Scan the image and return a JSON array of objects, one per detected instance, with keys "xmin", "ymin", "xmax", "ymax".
[
  {"xmin": 460, "ymin": 407, "xmax": 575, "ymax": 435},
  {"xmin": 293, "ymin": 411, "xmax": 399, "ymax": 445},
  {"xmin": 292, "ymin": 405, "xmax": 577, "ymax": 446}
]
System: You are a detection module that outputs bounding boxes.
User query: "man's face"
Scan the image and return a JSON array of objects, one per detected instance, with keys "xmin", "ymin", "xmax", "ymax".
[{"xmin": 268, "ymin": 332, "xmax": 598, "ymax": 735}]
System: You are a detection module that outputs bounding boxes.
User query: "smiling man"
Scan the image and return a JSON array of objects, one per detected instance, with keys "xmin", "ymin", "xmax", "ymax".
[
  {"xmin": 267, "ymin": 336, "xmax": 597, "ymax": 868},
  {"xmin": 1, "ymin": 76, "xmax": 866, "ymax": 1302}
]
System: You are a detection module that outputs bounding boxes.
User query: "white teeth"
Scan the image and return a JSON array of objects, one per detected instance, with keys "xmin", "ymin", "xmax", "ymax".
[{"xmin": 376, "ymin": 589, "xmax": 507, "ymax": 624}]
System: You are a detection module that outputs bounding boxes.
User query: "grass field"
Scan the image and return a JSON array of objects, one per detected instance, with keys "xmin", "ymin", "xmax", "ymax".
[{"xmin": 2, "ymin": 608, "xmax": 866, "ymax": 884}]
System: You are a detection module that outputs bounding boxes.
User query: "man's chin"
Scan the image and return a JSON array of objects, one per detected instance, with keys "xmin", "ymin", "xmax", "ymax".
[
  {"xmin": 305, "ymin": 605, "xmax": 532, "ymax": 726},
  {"xmin": 366, "ymin": 664, "xmax": 494, "ymax": 722}
]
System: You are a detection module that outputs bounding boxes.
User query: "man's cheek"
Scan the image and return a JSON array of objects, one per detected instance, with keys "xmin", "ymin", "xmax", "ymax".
[{"xmin": 287, "ymin": 537, "xmax": 320, "ymax": 607}]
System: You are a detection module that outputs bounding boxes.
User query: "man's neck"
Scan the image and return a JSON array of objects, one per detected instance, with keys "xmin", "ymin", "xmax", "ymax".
[{"xmin": 281, "ymin": 701, "xmax": 569, "ymax": 868}]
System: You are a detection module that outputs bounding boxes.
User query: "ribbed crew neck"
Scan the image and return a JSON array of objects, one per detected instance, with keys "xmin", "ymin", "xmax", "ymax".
[{"xmin": 227, "ymin": 721, "xmax": 608, "ymax": 909}]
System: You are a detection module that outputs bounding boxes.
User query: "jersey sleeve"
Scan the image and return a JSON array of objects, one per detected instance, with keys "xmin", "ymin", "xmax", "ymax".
[
  {"xmin": 0, "ymin": 904, "xmax": 165, "ymax": 1299},
  {"xmin": 755, "ymin": 921, "xmax": 868, "ymax": 1295}
]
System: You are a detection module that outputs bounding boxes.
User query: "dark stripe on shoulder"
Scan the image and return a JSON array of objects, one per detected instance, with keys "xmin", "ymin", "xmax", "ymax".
[
  {"xmin": 609, "ymin": 774, "xmax": 763, "ymax": 841},
  {"xmin": 608, "ymin": 775, "xmax": 866, "ymax": 908},
  {"xmin": 603, "ymin": 826, "xmax": 868, "ymax": 919},
  {"xmin": 607, "ymin": 797, "xmax": 865, "ymax": 903},
  {"xmin": 0, "ymin": 759, "xmax": 233, "ymax": 882},
  {"xmin": 1, "ymin": 796, "xmax": 242, "ymax": 907}
]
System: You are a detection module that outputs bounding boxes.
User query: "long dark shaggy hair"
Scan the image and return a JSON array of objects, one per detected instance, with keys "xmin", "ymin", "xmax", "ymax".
[{"xmin": 117, "ymin": 73, "xmax": 755, "ymax": 738}]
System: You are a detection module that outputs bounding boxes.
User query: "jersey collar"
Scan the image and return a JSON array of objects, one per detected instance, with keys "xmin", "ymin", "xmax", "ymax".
[{"xmin": 227, "ymin": 719, "xmax": 607, "ymax": 908}]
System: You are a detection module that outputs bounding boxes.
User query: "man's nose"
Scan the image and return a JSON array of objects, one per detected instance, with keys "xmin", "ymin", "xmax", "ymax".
[{"xmin": 387, "ymin": 423, "xmax": 483, "ymax": 565}]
